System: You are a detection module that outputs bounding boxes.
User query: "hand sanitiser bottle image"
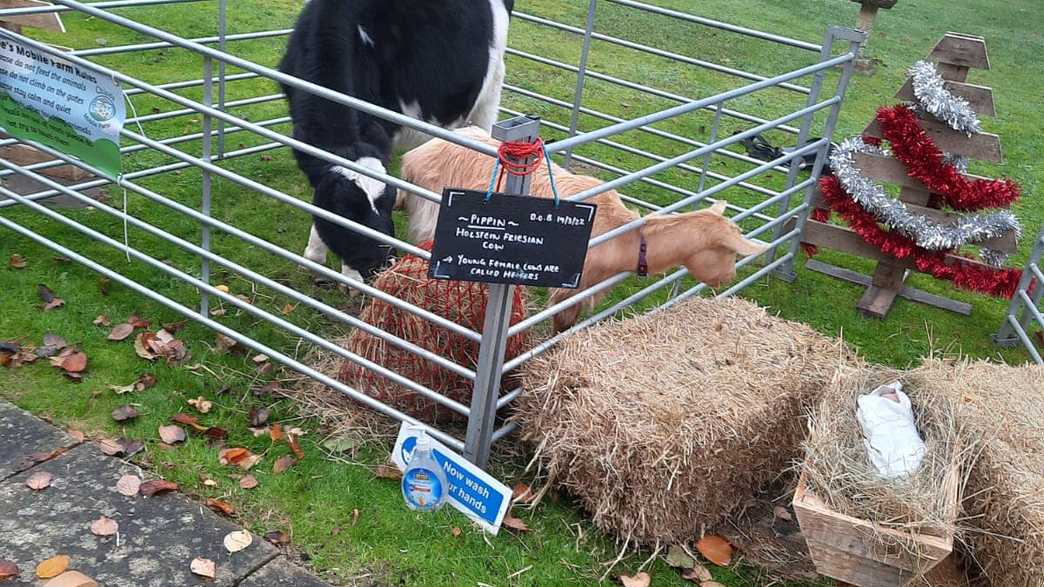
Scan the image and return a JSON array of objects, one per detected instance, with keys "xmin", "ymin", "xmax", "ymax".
[{"xmin": 402, "ymin": 431, "xmax": 448, "ymax": 512}]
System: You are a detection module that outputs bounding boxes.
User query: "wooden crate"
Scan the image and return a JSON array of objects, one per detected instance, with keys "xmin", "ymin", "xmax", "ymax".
[{"xmin": 793, "ymin": 470, "xmax": 958, "ymax": 586}]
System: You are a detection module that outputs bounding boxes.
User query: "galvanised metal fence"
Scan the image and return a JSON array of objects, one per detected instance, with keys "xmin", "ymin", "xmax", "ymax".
[
  {"xmin": 995, "ymin": 229, "xmax": 1044, "ymax": 364},
  {"xmin": 0, "ymin": 0, "xmax": 863, "ymax": 468}
]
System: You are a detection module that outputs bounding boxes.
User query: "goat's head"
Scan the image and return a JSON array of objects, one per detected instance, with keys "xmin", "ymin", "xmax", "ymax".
[{"xmin": 673, "ymin": 200, "xmax": 768, "ymax": 288}]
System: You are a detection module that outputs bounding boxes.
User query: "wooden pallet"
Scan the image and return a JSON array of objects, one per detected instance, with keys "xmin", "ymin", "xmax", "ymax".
[{"xmin": 803, "ymin": 33, "xmax": 1015, "ymax": 319}]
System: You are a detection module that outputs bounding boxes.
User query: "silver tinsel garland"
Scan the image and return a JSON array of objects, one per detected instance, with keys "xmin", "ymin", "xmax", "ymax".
[
  {"xmin": 829, "ymin": 137, "xmax": 1020, "ymax": 267},
  {"xmin": 909, "ymin": 60, "xmax": 982, "ymax": 136}
]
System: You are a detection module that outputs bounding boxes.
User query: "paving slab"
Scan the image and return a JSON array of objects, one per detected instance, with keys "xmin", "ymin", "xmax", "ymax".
[
  {"xmin": 239, "ymin": 556, "xmax": 331, "ymax": 587},
  {"xmin": 0, "ymin": 400, "xmax": 77, "ymax": 482},
  {"xmin": 0, "ymin": 443, "xmax": 277, "ymax": 586}
]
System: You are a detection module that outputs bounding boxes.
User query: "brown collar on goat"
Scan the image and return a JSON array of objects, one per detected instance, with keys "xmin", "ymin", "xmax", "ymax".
[{"xmin": 637, "ymin": 233, "xmax": 649, "ymax": 277}]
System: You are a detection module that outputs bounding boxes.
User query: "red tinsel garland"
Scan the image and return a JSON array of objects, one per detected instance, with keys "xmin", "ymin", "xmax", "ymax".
[
  {"xmin": 817, "ymin": 175, "xmax": 1023, "ymax": 298},
  {"xmin": 876, "ymin": 105, "xmax": 1021, "ymax": 211}
]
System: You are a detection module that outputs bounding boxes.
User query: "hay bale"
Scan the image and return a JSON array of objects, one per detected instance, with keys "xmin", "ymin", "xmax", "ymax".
[
  {"xmin": 342, "ymin": 246, "xmax": 528, "ymax": 423},
  {"xmin": 513, "ymin": 297, "xmax": 845, "ymax": 544},
  {"xmin": 802, "ymin": 363, "xmax": 966, "ymax": 542},
  {"xmin": 907, "ymin": 359, "xmax": 1044, "ymax": 586}
]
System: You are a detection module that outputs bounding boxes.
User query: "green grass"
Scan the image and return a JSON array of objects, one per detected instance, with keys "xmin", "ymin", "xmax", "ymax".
[{"xmin": 1, "ymin": 0, "xmax": 1041, "ymax": 585}]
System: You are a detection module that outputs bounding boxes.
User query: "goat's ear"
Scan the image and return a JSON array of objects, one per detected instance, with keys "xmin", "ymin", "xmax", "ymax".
[
  {"xmin": 725, "ymin": 233, "xmax": 769, "ymax": 257},
  {"xmin": 707, "ymin": 200, "xmax": 728, "ymax": 215}
]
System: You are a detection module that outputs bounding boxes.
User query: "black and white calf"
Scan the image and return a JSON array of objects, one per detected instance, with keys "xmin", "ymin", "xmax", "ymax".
[{"xmin": 279, "ymin": 0, "xmax": 512, "ymax": 286}]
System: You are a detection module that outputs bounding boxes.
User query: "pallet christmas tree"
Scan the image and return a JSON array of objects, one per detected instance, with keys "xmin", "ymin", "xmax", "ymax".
[{"xmin": 801, "ymin": 33, "xmax": 1022, "ymax": 318}]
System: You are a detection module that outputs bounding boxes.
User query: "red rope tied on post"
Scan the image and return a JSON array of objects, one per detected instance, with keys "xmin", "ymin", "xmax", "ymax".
[{"xmin": 485, "ymin": 136, "xmax": 562, "ymax": 205}]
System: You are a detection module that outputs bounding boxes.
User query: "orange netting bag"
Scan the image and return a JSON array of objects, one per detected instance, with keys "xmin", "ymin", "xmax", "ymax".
[{"xmin": 341, "ymin": 242, "xmax": 529, "ymax": 423}]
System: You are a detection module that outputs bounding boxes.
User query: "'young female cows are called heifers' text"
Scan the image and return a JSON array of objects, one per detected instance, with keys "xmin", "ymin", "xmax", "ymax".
[
  {"xmin": 279, "ymin": 0, "xmax": 512, "ymax": 285},
  {"xmin": 401, "ymin": 127, "xmax": 768, "ymax": 331}
]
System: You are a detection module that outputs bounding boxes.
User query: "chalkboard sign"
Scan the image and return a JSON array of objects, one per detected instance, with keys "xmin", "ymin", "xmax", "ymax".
[{"xmin": 428, "ymin": 189, "xmax": 597, "ymax": 288}]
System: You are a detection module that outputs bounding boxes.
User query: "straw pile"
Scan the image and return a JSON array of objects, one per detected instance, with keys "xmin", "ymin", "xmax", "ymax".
[
  {"xmin": 801, "ymin": 362, "xmax": 967, "ymax": 545},
  {"xmin": 341, "ymin": 246, "xmax": 529, "ymax": 423},
  {"xmin": 512, "ymin": 297, "xmax": 846, "ymax": 545},
  {"xmin": 908, "ymin": 359, "xmax": 1044, "ymax": 587}
]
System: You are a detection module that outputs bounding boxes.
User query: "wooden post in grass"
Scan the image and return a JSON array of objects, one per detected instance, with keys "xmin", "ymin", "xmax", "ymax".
[
  {"xmin": 801, "ymin": 33, "xmax": 1014, "ymax": 319},
  {"xmin": 0, "ymin": 3, "xmax": 101, "ymax": 206},
  {"xmin": 850, "ymin": 0, "xmax": 897, "ymax": 36}
]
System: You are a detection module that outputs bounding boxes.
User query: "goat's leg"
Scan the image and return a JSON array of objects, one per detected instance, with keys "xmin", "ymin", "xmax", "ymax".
[
  {"xmin": 549, "ymin": 287, "xmax": 584, "ymax": 333},
  {"xmin": 303, "ymin": 224, "xmax": 328, "ymax": 265}
]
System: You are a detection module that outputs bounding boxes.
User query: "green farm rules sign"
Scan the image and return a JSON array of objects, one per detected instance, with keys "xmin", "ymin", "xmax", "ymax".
[{"xmin": 0, "ymin": 34, "xmax": 124, "ymax": 179}]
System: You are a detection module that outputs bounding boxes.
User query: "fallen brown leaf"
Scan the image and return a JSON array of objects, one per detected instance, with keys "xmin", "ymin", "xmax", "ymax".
[
  {"xmin": 37, "ymin": 284, "xmax": 64, "ymax": 311},
  {"xmin": 0, "ymin": 559, "xmax": 18, "ymax": 581},
  {"xmin": 118, "ymin": 438, "xmax": 144, "ymax": 457},
  {"xmin": 89, "ymin": 516, "xmax": 118, "ymax": 537},
  {"xmin": 264, "ymin": 530, "xmax": 289, "ymax": 546},
  {"xmin": 680, "ymin": 563, "xmax": 713, "ymax": 583},
  {"xmin": 280, "ymin": 303, "xmax": 296, "ymax": 315},
  {"xmin": 126, "ymin": 314, "xmax": 149, "ymax": 329},
  {"xmin": 35, "ymin": 555, "xmax": 70, "ymax": 579},
  {"xmin": 204, "ymin": 426, "xmax": 228, "ymax": 444},
  {"xmin": 97, "ymin": 438, "xmax": 123, "ymax": 456},
  {"xmin": 139, "ymin": 479, "xmax": 178, "ymax": 497},
  {"xmin": 502, "ymin": 515, "xmax": 529, "ymax": 532},
  {"xmin": 699, "ymin": 582, "xmax": 726, "ymax": 587},
  {"xmin": 451, "ymin": 527, "xmax": 462, "ymax": 537},
  {"xmin": 42, "ymin": 333, "xmax": 66, "ymax": 349},
  {"xmin": 374, "ymin": 463, "xmax": 402, "ymax": 480},
  {"xmin": 272, "ymin": 455, "xmax": 296, "ymax": 475},
  {"xmin": 269, "ymin": 423, "xmax": 285, "ymax": 442},
  {"xmin": 111, "ymin": 405, "xmax": 138, "ymax": 422},
  {"xmin": 67, "ymin": 429, "xmax": 86, "ymax": 443},
  {"xmin": 115, "ymin": 475, "xmax": 141, "ymax": 497},
  {"xmin": 206, "ymin": 498, "xmax": 235, "ymax": 517},
  {"xmin": 97, "ymin": 276, "xmax": 111, "ymax": 296},
  {"xmin": 219, "ymin": 448, "xmax": 261, "ymax": 470},
  {"xmin": 665, "ymin": 544, "xmax": 696, "ymax": 569},
  {"xmin": 25, "ymin": 471, "xmax": 53, "ymax": 491},
  {"xmin": 8, "ymin": 254, "xmax": 25, "ymax": 269},
  {"xmin": 189, "ymin": 557, "xmax": 216, "ymax": 579},
  {"xmin": 187, "ymin": 397, "xmax": 212, "ymax": 414},
  {"xmin": 512, "ymin": 482, "xmax": 535, "ymax": 505},
  {"xmin": 251, "ymin": 353, "xmax": 269, "ymax": 364},
  {"xmin": 287, "ymin": 432, "xmax": 304, "ymax": 460},
  {"xmin": 619, "ymin": 571, "xmax": 651, "ymax": 587},
  {"xmin": 60, "ymin": 352, "xmax": 87, "ymax": 374},
  {"xmin": 134, "ymin": 373, "xmax": 156, "ymax": 391},
  {"xmin": 223, "ymin": 530, "xmax": 252, "ymax": 553},
  {"xmin": 695, "ymin": 535, "xmax": 733, "ymax": 567},
  {"xmin": 248, "ymin": 407, "xmax": 270, "ymax": 428},
  {"xmin": 162, "ymin": 320, "xmax": 186, "ymax": 334},
  {"xmin": 106, "ymin": 323, "xmax": 135, "ymax": 342},
  {"xmin": 351, "ymin": 508, "xmax": 360, "ymax": 526},
  {"xmin": 239, "ymin": 475, "xmax": 258, "ymax": 490},
  {"xmin": 158, "ymin": 425, "xmax": 186, "ymax": 444},
  {"xmin": 93, "ymin": 314, "xmax": 112, "ymax": 327},
  {"xmin": 171, "ymin": 413, "xmax": 207, "ymax": 432},
  {"xmin": 202, "ymin": 479, "xmax": 218, "ymax": 488},
  {"xmin": 134, "ymin": 333, "xmax": 157, "ymax": 360},
  {"xmin": 773, "ymin": 505, "xmax": 793, "ymax": 521}
]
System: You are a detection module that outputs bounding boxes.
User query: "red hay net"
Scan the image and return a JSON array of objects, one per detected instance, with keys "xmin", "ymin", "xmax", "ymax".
[{"xmin": 340, "ymin": 242, "xmax": 529, "ymax": 423}]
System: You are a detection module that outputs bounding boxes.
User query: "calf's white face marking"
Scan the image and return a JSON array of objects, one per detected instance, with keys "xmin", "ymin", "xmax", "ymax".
[
  {"xmin": 329, "ymin": 156, "xmax": 386, "ymax": 214},
  {"xmin": 357, "ymin": 26, "xmax": 374, "ymax": 47}
]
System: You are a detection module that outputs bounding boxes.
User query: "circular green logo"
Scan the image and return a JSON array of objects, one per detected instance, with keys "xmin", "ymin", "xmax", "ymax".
[{"xmin": 88, "ymin": 95, "xmax": 116, "ymax": 122}]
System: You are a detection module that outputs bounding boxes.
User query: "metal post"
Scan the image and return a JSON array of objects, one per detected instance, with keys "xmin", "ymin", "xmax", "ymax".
[
  {"xmin": 995, "ymin": 233, "xmax": 1044, "ymax": 346},
  {"xmin": 697, "ymin": 105, "xmax": 723, "ymax": 194},
  {"xmin": 215, "ymin": 0, "xmax": 227, "ymax": 158},
  {"xmin": 780, "ymin": 27, "xmax": 866, "ymax": 279},
  {"xmin": 463, "ymin": 115, "xmax": 540, "ymax": 468},
  {"xmin": 562, "ymin": 0, "xmax": 597, "ymax": 170},
  {"xmin": 200, "ymin": 55, "xmax": 214, "ymax": 316}
]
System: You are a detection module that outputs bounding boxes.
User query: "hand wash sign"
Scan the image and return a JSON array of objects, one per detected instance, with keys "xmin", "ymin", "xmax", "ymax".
[
  {"xmin": 0, "ymin": 33, "xmax": 124, "ymax": 180},
  {"xmin": 392, "ymin": 423, "xmax": 512, "ymax": 534}
]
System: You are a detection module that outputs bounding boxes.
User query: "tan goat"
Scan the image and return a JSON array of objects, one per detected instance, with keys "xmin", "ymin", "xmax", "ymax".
[{"xmin": 400, "ymin": 127, "xmax": 767, "ymax": 331}]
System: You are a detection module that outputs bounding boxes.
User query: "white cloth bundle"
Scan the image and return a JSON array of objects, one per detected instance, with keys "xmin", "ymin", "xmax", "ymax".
[{"xmin": 856, "ymin": 382, "xmax": 927, "ymax": 479}]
